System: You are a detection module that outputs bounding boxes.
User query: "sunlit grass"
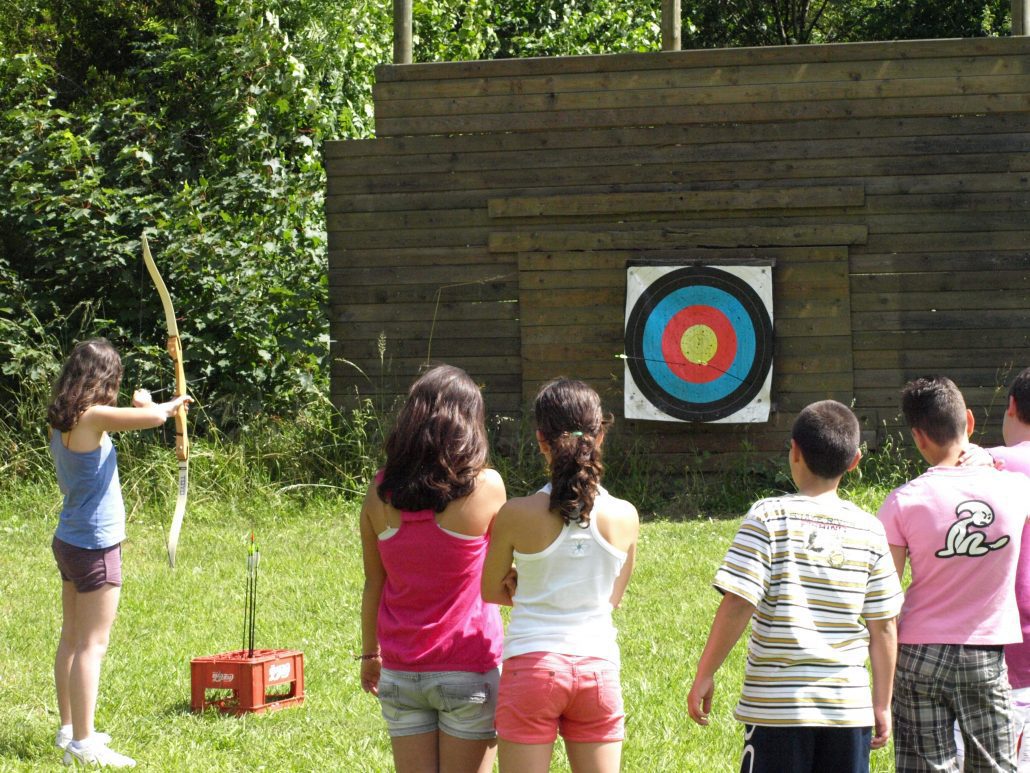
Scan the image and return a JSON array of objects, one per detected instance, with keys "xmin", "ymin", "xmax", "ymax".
[{"xmin": 0, "ymin": 483, "xmax": 898, "ymax": 771}]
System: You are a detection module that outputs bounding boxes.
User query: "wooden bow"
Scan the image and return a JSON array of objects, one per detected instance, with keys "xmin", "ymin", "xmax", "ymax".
[{"xmin": 142, "ymin": 232, "xmax": 190, "ymax": 567}]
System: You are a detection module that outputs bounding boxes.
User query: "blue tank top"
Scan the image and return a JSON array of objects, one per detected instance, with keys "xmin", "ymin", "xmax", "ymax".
[{"xmin": 51, "ymin": 430, "xmax": 126, "ymax": 549}]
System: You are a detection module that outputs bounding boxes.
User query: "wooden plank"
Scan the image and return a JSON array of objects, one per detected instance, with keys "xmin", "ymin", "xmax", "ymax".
[
  {"xmin": 850, "ymin": 250, "xmax": 1030, "ymax": 274},
  {"xmin": 517, "ymin": 246, "xmax": 848, "ymax": 271},
  {"xmin": 374, "ymin": 37, "xmax": 1030, "ymax": 83},
  {"xmin": 489, "ymin": 186, "xmax": 865, "ymax": 219},
  {"xmin": 852, "ymin": 309, "xmax": 1030, "ymax": 332},
  {"xmin": 854, "ymin": 329, "xmax": 1030, "ymax": 351},
  {"xmin": 375, "ymin": 75, "xmax": 1030, "ymax": 121},
  {"xmin": 328, "ymin": 208, "xmax": 487, "ymax": 232},
  {"xmin": 376, "ymin": 94, "xmax": 1030, "ymax": 137},
  {"xmin": 337, "ymin": 321, "xmax": 519, "ymax": 347},
  {"xmin": 335, "ymin": 301, "xmax": 518, "ymax": 324},
  {"xmin": 850, "ymin": 269, "xmax": 1030, "ymax": 294},
  {"xmin": 326, "ymin": 132, "xmax": 1030, "ymax": 179},
  {"xmin": 517, "ymin": 262, "xmax": 845, "ymax": 294},
  {"xmin": 855, "ymin": 368, "xmax": 1016, "ymax": 389},
  {"xmin": 330, "ymin": 281, "xmax": 515, "ymax": 305},
  {"xmin": 862, "ymin": 231, "xmax": 1030, "ymax": 253},
  {"xmin": 328, "ymin": 152, "xmax": 1022, "ymax": 197},
  {"xmin": 852, "ymin": 290, "xmax": 1029, "ymax": 313},
  {"xmin": 336, "ymin": 263, "xmax": 514, "ymax": 287},
  {"xmin": 344, "ymin": 338, "xmax": 523, "ymax": 362},
  {"xmin": 854, "ymin": 348, "xmax": 1030, "ymax": 369},
  {"xmin": 325, "ymin": 114, "xmax": 1027, "ymax": 163},
  {"xmin": 329, "ymin": 246, "xmax": 490, "ymax": 268},
  {"xmin": 492, "ymin": 225, "xmax": 868, "ymax": 253},
  {"xmin": 373, "ymin": 53, "xmax": 1030, "ymax": 102}
]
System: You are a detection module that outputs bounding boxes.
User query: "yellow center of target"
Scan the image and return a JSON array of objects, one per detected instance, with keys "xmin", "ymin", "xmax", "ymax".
[{"xmin": 680, "ymin": 325, "xmax": 718, "ymax": 366}]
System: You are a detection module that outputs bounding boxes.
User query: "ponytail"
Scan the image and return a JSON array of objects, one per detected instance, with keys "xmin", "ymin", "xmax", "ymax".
[{"xmin": 534, "ymin": 379, "xmax": 611, "ymax": 526}]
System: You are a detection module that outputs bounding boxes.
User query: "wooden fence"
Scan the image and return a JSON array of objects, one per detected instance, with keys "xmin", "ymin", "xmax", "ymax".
[{"xmin": 326, "ymin": 36, "xmax": 1030, "ymax": 467}]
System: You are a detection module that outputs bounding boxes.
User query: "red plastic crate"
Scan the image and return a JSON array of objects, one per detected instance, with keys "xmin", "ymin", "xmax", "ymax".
[{"xmin": 190, "ymin": 649, "xmax": 304, "ymax": 715}]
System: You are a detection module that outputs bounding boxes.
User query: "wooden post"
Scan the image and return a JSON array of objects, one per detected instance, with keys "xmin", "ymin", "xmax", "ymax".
[
  {"xmin": 662, "ymin": 0, "xmax": 681, "ymax": 51},
  {"xmin": 394, "ymin": 0, "xmax": 412, "ymax": 64},
  {"xmin": 1015, "ymin": 0, "xmax": 1029, "ymax": 35}
]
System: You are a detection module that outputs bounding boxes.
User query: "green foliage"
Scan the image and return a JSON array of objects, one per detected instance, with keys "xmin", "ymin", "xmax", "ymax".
[{"xmin": 0, "ymin": 1, "xmax": 394, "ymax": 423}]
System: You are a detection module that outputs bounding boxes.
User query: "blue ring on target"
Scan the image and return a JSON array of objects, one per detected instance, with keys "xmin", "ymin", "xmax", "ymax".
[
  {"xmin": 643, "ymin": 287, "xmax": 756, "ymax": 403},
  {"xmin": 625, "ymin": 265, "xmax": 774, "ymax": 422}
]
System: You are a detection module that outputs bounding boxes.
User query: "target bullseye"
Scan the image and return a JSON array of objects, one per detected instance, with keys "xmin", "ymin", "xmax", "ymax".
[{"xmin": 625, "ymin": 264, "xmax": 774, "ymax": 422}]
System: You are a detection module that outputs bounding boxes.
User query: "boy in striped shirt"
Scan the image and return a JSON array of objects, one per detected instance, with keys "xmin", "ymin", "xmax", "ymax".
[{"xmin": 688, "ymin": 400, "xmax": 904, "ymax": 773}]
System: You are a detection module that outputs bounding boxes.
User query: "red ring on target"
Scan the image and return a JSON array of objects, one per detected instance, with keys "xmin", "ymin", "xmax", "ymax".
[{"xmin": 660, "ymin": 305, "xmax": 737, "ymax": 384}]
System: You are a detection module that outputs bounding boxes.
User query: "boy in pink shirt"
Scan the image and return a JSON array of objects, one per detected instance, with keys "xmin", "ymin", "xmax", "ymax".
[
  {"xmin": 991, "ymin": 367, "xmax": 1030, "ymax": 769},
  {"xmin": 878, "ymin": 376, "xmax": 1030, "ymax": 772}
]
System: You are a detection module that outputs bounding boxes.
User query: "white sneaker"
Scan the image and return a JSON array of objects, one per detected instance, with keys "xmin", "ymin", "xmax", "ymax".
[
  {"xmin": 63, "ymin": 738, "xmax": 136, "ymax": 768},
  {"xmin": 56, "ymin": 729, "xmax": 111, "ymax": 750}
]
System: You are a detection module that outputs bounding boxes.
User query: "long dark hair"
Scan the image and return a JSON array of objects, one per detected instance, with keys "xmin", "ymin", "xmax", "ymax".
[
  {"xmin": 535, "ymin": 378, "xmax": 611, "ymax": 526},
  {"xmin": 47, "ymin": 338, "xmax": 123, "ymax": 432},
  {"xmin": 377, "ymin": 365, "xmax": 489, "ymax": 512}
]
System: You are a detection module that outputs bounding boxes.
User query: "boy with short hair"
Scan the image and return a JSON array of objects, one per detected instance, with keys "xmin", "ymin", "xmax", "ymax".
[
  {"xmin": 879, "ymin": 375, "xmax": 1030, "ymax": 772},
  {"xmin": 687, "ymin": 400, "xmax": 903, "ymax": 773}
]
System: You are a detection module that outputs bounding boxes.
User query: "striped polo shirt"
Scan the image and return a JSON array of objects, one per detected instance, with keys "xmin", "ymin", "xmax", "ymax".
[{"xmin": 714, "ymin": 494, "xmax": 904, "ymax": 727}]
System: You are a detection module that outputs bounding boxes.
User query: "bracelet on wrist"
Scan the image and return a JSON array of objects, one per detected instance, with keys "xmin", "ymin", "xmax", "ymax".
[{"xmin": 354, "ymin": 652, "xmax": 381, "ymax": 661}]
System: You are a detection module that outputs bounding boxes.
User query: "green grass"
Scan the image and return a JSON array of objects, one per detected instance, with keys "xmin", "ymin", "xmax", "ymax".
[{"xmin": 0, "ymin": 484, "xmax": 898, "ymax": 772}]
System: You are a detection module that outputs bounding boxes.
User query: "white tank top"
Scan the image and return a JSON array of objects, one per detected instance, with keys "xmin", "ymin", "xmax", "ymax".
[{"xmin": 503, "ymin": 485, "xmax": 627, "ymax": 665}]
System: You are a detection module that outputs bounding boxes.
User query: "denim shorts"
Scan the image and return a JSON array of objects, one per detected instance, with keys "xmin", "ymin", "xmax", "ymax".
[{"xmin": 377, "ymin": 667, "xmax": 500, "ymax": 740}]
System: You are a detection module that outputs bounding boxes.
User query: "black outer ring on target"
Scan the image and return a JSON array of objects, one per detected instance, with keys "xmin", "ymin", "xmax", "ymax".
[{"xmin": 625, "ymin": 266, "xmax": 774, "ymax": 422}]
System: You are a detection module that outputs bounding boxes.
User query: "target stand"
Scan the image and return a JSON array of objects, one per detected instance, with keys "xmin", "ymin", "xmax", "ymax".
[
  {"xmin": 624, "ymin": 261, "xmax": 774, "ymax": 423},
  {"xmin": 190, "ymin": 649, "xmax": 305, "ymax": 716}
]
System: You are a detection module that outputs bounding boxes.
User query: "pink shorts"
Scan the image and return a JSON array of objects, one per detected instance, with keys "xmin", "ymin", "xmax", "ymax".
[
  {"xmin": 496, "ymin": 651, "xmax": 624, "ymax": 744},
  {"xmin": 52, "ymin": 536, "xmax": 122, "ymax": 592}
]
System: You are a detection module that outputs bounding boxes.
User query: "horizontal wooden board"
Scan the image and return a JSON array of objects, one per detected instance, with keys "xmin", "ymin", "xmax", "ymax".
[
  {"xmin": 489, "ymin": 186, "xmax": 865, "ymax": 219},
  {"xmin": 491, "ymin": 225, "xmax": 869, "ymax": 252},
  {"xmin": 330, "ymin": 281, "xmax": 515, "ymax": 305},
  {"xmin": 854, "ymin": 348, "xmax": 1030, "ymax": 370},
  {"xmin": 850, "ymin": 250, "xmax": 1030, "ymax": 274},
  {"xmin": 374, "ymin": 37, "xmax": 1030, "ymax": 83},
  {"xmin": 326, "ymin": 113, "xmax": 1027, "ymax": 160},
  {"xmin": 853, "ymin": 329, "xmax": 1030, "ymax": 351},
  {"xmin": 335, "ymin": 301, "xmax": 518, "ymax": 324},
  {"xmin": 376, "ymin": 94, "xmax": 1030, "ymax": 137},
  {"xmin": 373, "ymin": 53, "xmax": 1030, "ymax": 102},
  {"xmin": 375, "ymin": 75, "xmax": 1030, "ymax": 122},
  {"xmin": 327, "ymin": 132, "xmax": 1030, "ymax": 179}
]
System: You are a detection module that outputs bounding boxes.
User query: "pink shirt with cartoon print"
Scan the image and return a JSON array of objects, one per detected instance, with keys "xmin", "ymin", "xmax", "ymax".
[{"xmin": 878, "ymin": 464, "xmax": 1030, "ymax": 645}]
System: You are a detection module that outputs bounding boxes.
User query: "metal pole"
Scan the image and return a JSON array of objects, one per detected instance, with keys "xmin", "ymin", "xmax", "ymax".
[
  {"xmin": 1014, "ymin": 0, "xmax": 1029, "ymax": 35},
  {"xmin": 662, "ymin": 0, "xmax": 681, "ymax": 51},
  {"xmin": 394, "ymin": 0, "xmax": 412, "ymax": 64}
]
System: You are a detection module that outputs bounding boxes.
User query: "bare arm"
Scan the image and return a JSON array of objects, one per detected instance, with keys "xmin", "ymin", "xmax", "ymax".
[
  {"xmin": 867, "ymin": 616, "xmax": 898, "ymax": 749},
  {"xmin": 687, "ymin": 591, "xmax": 756, "ymax": 726},
  {"xmin": 610, "ymin": 542, "xmax": 636, "ymax": 609},
  {"xmin": 889, "ymin": 544, "xmax": 907, "ymax": 583},
  {"xmin": 359, "ymin": 486, "xmax": 386, "ymax": 694},
  {"xmin": 481, "ymin": 505, "xmax": 516, "ymax": 606},
  {"xmin": 80, "ymin": 394, "xmax": 191, "ymax": 433}
]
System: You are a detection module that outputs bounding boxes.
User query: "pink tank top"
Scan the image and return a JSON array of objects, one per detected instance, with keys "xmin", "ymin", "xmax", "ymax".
[{"xmin": 376, "ymin": 499, "xmax": 503, "ymax": 672}]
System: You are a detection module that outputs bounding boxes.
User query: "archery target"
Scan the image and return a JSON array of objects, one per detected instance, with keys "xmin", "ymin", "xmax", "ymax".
[{"xmin": 625, "ymin": 264, "xmax": 773, "ymax": 423}]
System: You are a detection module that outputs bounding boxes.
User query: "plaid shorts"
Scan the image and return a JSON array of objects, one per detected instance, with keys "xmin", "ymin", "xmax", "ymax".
[{"xmin": 894, "ymin": 643, "xmax": 1017, "ymax": 772}]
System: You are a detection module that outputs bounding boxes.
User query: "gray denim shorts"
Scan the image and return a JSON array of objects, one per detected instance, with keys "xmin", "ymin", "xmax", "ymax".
[{"xmin": 378, "ymin": 667, "xmax": 500, "ymax": 740}]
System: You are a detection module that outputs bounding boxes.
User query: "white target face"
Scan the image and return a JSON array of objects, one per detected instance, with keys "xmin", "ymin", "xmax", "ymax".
[{"xmin": 624, "ymin": 264, "xmax": 773, "ymax": 424}]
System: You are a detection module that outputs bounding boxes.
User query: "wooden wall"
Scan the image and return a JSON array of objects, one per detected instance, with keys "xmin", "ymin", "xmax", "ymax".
[{"xmin": 326, "ymin": 37, "xmax": 1030, "ymax": 466}]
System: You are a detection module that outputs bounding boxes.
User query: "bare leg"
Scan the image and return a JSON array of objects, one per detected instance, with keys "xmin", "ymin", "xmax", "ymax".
[
  {"xmin": 68, "ymin": 584, "xmax": 120, "ymax": 741},
  {"xmin": 439, "ymin": 731, "xmax": 497, "ymax": 773},
  {"xmin": 565, "ymin": 740, "xmax": 622, "ymax": 773},
  {"xmin": 391, "ymin": 730, "xmax": 439, "ymax": 773},
  {"xmin": 498, "ymin": 739, "xmax": 555, "ymax": 773},
  {"xmin": 55, "ymin": 581, "xmax": 78, "ymax": 726}
]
